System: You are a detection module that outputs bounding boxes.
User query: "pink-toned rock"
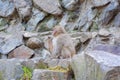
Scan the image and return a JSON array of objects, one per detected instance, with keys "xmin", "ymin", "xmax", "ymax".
[
  {"xmin": 8, "ymin": 45, "xmax": 34, "ymax": 59},
  {"xmin": 26, "ymin": 37, "xmax": 43, "ymax": 49}
]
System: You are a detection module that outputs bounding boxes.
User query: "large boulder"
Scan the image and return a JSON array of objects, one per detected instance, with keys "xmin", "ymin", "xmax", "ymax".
[
  {"xmin": 71, "ymin": 51, "xmax": 120, "ymax": 80},
  {"xmin": 0, "ymin": 0, "xmax": 15, "ymax": 17},
  {"xmin": 0, "ymin": 33, "xmax": 23, "ymax": 54},
  {"xmin": 26, "ymin": 8, "xmax": 46, "ymax": 31},
  {"xmin": 14, "ymin": 0, "xmax": 32, "ymax": 21},
  {"xmin": 0, "ymin": 59, "xmax": 23, "ymax": 80},
  {"xmin": 8, "ymin": 45, "xmax": 35, "ymax": 59},
  {"xmin": 33, "ymin": 0, "xmax": 62, "ymax": 15}
]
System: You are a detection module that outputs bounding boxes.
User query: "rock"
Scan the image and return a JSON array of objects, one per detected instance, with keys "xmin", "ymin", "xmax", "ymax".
[
  {"xmin": 26, "ymin": 8, "xmax": 46, "ymax": 31},
  {"xmin": 6, "ymin": 22, "xmax": 25, "ymax": 33},
  {"xmin": 23, "ymin": 31, "xmax": 38, "ymax": 38},
  {"xmin": 71, "ymin": 52, "xmax": 86, "ymax": 80},
  {"xmin": 72, "ymin": 51, "xmax": 120, "ymax": 80},
  {"xmin": 70, "ymin": 32, "xmax": 92, "ymax": 43},
  {"xmin": 113, "ymin": 12, "xmax": 120, "ymax": 27},
  {"xmin": 14, "ymin": 0, "xmax": 32, "ymax": 21},
  {"xmin": 26, "ymin": 37, "xmax": 43, "ymax": 49},
  {"xmin": 0, "ymin": 59, "xmax": 23, "ymax": 80},
  {"xmin": 32, "ymin": 69, "xmax": 69, "ymax": 80},
  {"xmin": 85, "ymin": 51, "xmax": 120, "ymax": 80},
  {"xmin": 46, "ymin": 59, "xmax": 70, "ymax": 69},
  {"xmin": 92, "ymin": 0, "xmax": 111, "ymax": 7},
  {"xmin": 100, "ymin": 1, "xmax": 119, "ymax": 25},
  {"xmin": 0, "ymin": 33, "xmax": 23, "ymax": 54},
  {"xmin": 33, "ymin": 0, "xmax": 62, "ymax": 15},
  {"xmin": 99, "ymin": 28, "xmax": 110, "ymax": 37},
  {"xmin": 0, "ymin": 0, "xmax": 15, "ymax": 17},
  {"xmin": 93, "ymin": 44, "xmax": 120, "ymax": 55},
  {"xmin": 61, "ymin": 0, "xmax": 79, "ymax": 10},
  {"xmin": 46, "ymin": 17, "xmax": 57, "ymax": 29},
  {"xmin": 59, "ymin": 12, "xmax": 70, "ymax": 27},
  {"xmin": 8, "ymin": 45, "xmax": 34, "ymax": 59}
]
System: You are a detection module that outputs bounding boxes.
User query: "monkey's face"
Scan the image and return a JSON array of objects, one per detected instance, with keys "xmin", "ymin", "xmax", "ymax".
[{"xmin": 52, "ymin": 26, "xmax": 64, "ymax": 37}]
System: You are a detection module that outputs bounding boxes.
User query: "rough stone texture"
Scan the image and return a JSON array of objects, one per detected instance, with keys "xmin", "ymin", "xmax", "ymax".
[
  {"xmin": 72, "ymin": 51, "xmax": 120, "ymax": 80},
  {"xmin": 32, "ymin": 69, "xmax": 68, "ymax": 80},
  {"xmin": 100, "ymin": 1, "xmax": 119, "ymax": 25},
  {"xmin": 0, "ymin": 0, "xmax": 15, "ymax": 17},
  {"xmin": 0, "ymin": 33, "xmax": 23, "ymax": 54},
  {"xmin": 26, "ymin": 37, "xmax": 43, "ymax": 49},
  {"xmin": 93, "ymin": 44, "xmax": 120, "ymax": 55},
  {"xmin": 6, "ymin": 22, "xmax": 25, "ymax": 33},
  {"xmin": 14, "ymin": 0, "xmax": 32, "ymax": 20},
  {"xmin": 85, "ymin": 51, "xmax": 120, "ymax": 80},
  {"xmin": 23, "ymin": 31, "xmax": 39, "ymax": 38},
  {"xmin": 98, "ymin": 28, "xmax": 110, "ymax": 37},
  {"xmin": 0, "ymin": 59, "xmax": 23, "ymax": 80},
  {"xmin": 8, "ymin": 45, "xmax": 34, "ymax": 59},
  {"xmin": 71, "ymin": 52, "xmax": 86, "ymax": 80},
  {"xmin": 26, "ymin": 8, "xmax": 46, "ymax": 31},
  {"xmin": 33, "ymin": 0, "xmax": 62, "ymax": 15},
  {"xmin": 113, "ymin": 12, "xmax": 120, "ymax": 27},
  {"xmin": 62, "ymin": 0, "xmax": 79, "ymax": 10}
]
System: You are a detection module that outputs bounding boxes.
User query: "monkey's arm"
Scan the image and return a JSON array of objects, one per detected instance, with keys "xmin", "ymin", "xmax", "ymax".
[{"xmin": 52, "ymin": 39, "xmax": 63, "ymax": 59}]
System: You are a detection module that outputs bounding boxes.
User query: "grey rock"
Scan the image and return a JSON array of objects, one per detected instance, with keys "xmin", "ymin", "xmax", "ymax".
[
  {"xmin": 99, "ymin": 28, "xmax": 110, "ymax": 37},
  {"xmin": 23, "ymin": 31, "xmax": 39, "ymax": 38},
  {"xmin": 92, "ymin": 0, "xmax": 111, "ymax": 7},
  {"xmin": 46, "ymin": 17, "xmax": 57, "ymax": 29},
  {"xmin": 62, "ymin": 0, "xmax": 79, "ymax": 10},
  {"xmin": 72, "ymin": 51, "xmax": 120, "ymax": 80},
  {"xmin": 33, "ymin": 0, "xmax": 62, "ymax": 15},
  {"xmin": 32, "ymin": 69, "xmax": 69, "ymax": 80},
  {"xmin": 0, "ymin": 33, "xmax": 23, "ymax": 54},
  {"xmin": 8, "ymin": 45, "xmax": 34, "ymax": 59},
  {"xmin": 100, "ymin": 1, "xmax": 119, "ymax": 25},
  {"xmin": 0, "ymin": 59, "xmax": 23, "ymax": 80},
  {"xmin": 113, "ymin": 12, "xmax": 120, "ymax": 27},
  {"xmin": 6, "ymin": 22, "xmax": 25, "ymax": 33},
  {"xmin": 93, "ymin": 44, "xmax": 120, "ymax": 55},
  {"xmin": 14, "ymin": 0, "xmax": 32, "ymax": 20},
  {"xmin": 0, "ymin": 0, "xmax": 15, "ymax": 17},
  {"xmin": 27, "ymin": 8, "xmax": 46, "ymax": 31}
]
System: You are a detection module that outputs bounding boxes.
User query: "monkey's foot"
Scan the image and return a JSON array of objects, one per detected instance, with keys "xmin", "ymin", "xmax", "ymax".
[{"xmin": 48, "ymin": 66, "xmax": 69, "ymax": 72}]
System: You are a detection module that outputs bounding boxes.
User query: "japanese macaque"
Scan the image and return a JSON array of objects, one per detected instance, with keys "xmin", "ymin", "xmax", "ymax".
[{"xmin": 44, "ymin": 25, "xmax": 76, "ymax": 59}]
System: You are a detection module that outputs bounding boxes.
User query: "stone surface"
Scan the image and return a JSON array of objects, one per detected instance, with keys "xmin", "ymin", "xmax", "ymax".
[
  {"xmin": 99, "ymin": 28, "xmax": 110, "ymax": 37},
  {"xmin": 0, "ymin": 0, "xmax": 15, "ymax": 17},
  {"xmin": 93, "ymin": 44, "xmax": 120, "ymax": 55},
  {"xmin": 23, "ymin": 31, "xmax": 39, "ymax": 38},
  {"xmin": 72, "ymin": 51, "xmax": 120, "ymax": 80},
  {"xmin": 32, "ymin": 69, "xmax": 68, "ymax": 80},
  {"xmin": 26, "ymin": 8, "xmax": 46, "ymax": 31},
  {"xmin": 0, "ymin": 59, "xmax": 23, "ymax": 80},
  {"xmin": 8, "ymin": 45, "xmax": 34, "ymax": 59},
  {"xmin": 100, "ymin": 1, "xmax": 119, "ymax": 25},
  {"xmin": 14, "ymin": 0, "xmax": 32, "ymax": 20},
  {"xmin": 6, "ymin": 22, "xmax": 25, "ymax": 33},
  {"xmin": 26, "ymin": 37, "xmax": 43, "ymax": 49},
  {"xmin": 113, "ymin": 12, "xmax": 120, "ymax": 27},
  {"xmin": 33, "ymin": 0, "xmax": 62, "ymax": 15},
  {"xmin": 0, "ymin": 33, "xmax": 23, "ymax": 54},
  {"xmin": 62, "ymin": 0, "xmax": 79, "ymax": 10}
]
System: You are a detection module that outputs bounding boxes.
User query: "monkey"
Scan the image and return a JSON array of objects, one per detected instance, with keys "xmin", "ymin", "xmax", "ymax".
[
  {"xmin": 44, "ymin": 36, "xmax": 53, "ymax": 54},
  {"xmin": 51, "ymin": 25, "xmax": 76, "ymax": 59}
]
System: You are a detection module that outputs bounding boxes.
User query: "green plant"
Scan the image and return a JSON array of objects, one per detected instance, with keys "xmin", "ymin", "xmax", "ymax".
[{"xmin": 20, "ymin": 66, "xmax": 32, "ymax": 80}]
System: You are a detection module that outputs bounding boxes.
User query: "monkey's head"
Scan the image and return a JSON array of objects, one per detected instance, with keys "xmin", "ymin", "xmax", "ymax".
[{"xmin": 52, "ymin": 25, "xmax": 66, "ymax": 37}]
